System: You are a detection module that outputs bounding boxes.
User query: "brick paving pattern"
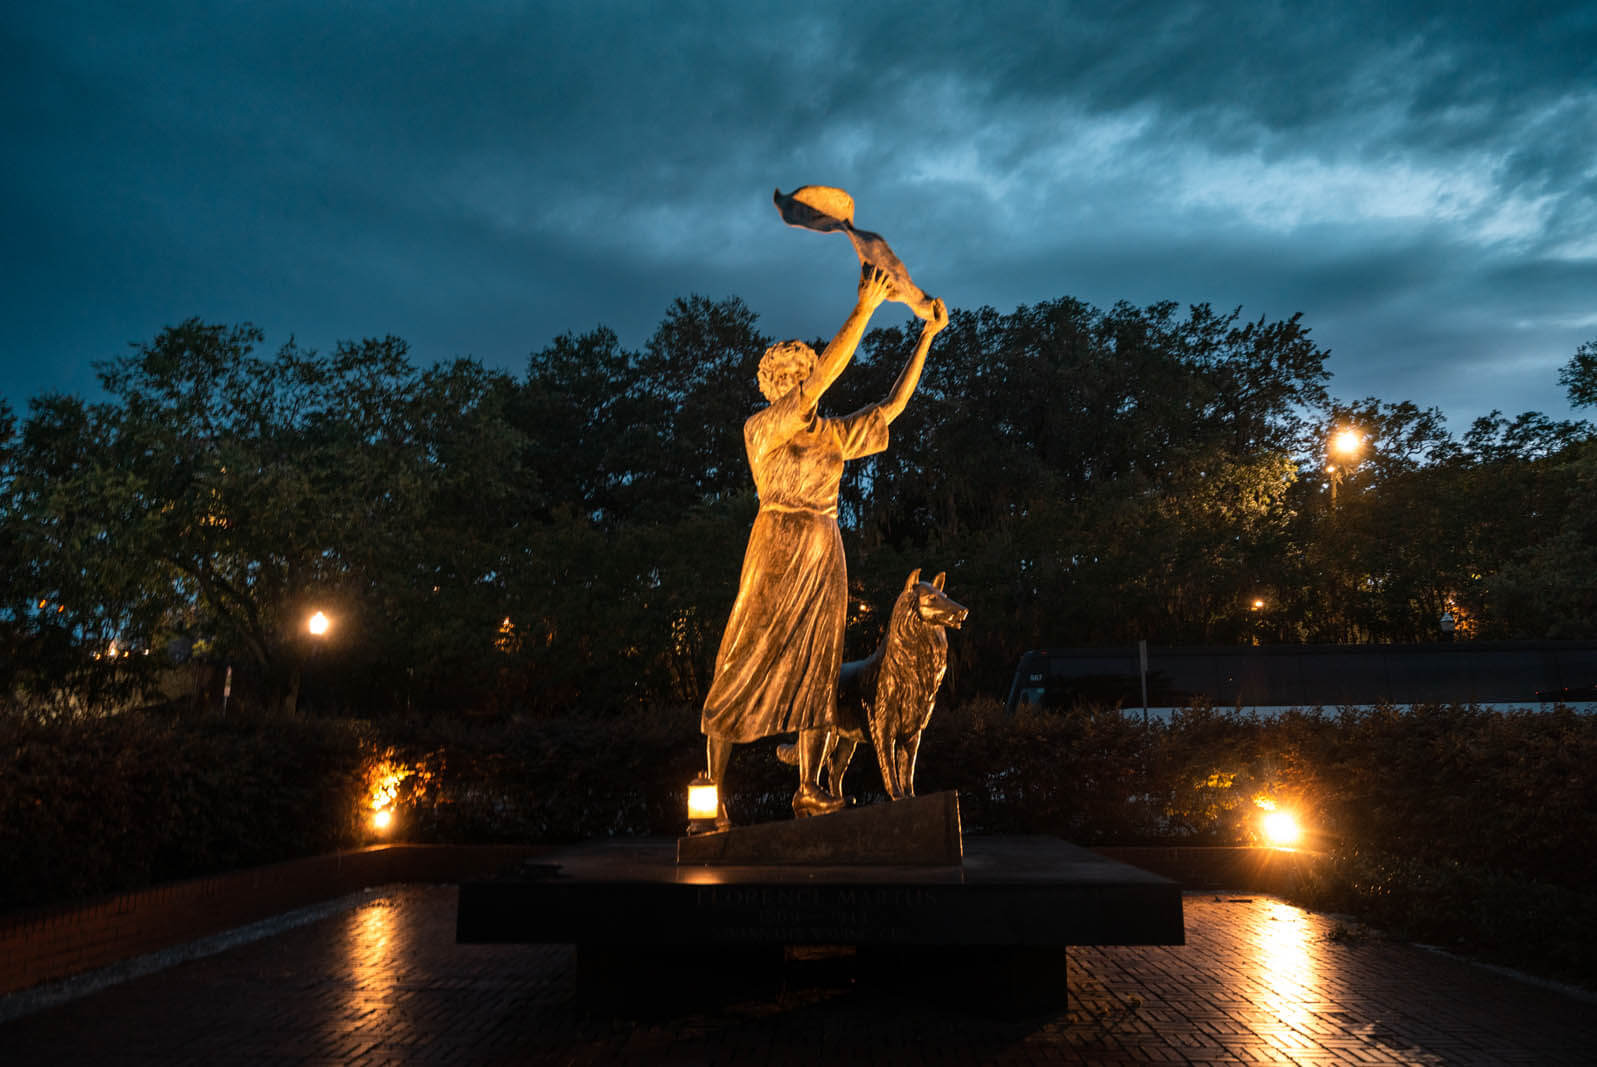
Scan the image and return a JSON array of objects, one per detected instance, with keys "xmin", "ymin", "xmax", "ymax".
[{"xmin": 3, "ymin": 887, "xmax": 1592, "ymax": 1064}]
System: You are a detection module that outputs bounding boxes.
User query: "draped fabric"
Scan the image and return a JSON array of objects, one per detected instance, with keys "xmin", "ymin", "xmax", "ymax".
[
  {"xmin": 773, "ymin": 186, "xmax": 937, "ymax": 321},
  {"xmin": 700, "ymin": 385, "xmax": 889, "ymax": 742}
]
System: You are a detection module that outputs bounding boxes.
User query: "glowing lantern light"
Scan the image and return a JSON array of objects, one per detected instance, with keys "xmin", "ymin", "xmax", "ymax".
[
  {"xmin": 307, "ymin": 610, "xmax": 331, "ymax": 636},
  {"xmin": 1332, "ymin": 428, "xmax": 1362, "ymax": 457},
  {"xmin": 688, "ymin": 777, "xmax": 719, "ymax": 820},
  {"xmin": 372, "ymin": 808, "xmax": 394, "ymax": 832},
  {"xmin": 686, "ymin": 775, "xmax": 720, "ymax": 834}
]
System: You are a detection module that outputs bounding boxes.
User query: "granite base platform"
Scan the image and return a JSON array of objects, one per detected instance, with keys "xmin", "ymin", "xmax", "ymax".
[{"xmin": 457, "ymin": 831, "xmax": 1183, "ymax": 1012}]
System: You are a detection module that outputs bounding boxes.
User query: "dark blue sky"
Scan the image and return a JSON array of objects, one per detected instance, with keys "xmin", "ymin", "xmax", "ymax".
[{"xmin": 4, "ymin": 1, "xmax": 1595, "ymax": 428}]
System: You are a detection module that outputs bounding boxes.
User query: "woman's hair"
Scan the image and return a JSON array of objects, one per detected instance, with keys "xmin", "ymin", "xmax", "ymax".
[{"xmin": 757, "ymin": 340, "xmax": 818, "ymax": 402}]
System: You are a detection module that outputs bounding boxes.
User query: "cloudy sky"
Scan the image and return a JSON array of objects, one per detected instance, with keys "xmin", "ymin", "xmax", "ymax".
[{"xmin": 5, "ymin": 1, "xmax": 1595, "ymax": 429}]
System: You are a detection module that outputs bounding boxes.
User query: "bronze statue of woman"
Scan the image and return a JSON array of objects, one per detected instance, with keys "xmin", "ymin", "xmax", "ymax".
[{"xmin": 701, "ymin": 265, "xmax": 948, "ymax": 820}]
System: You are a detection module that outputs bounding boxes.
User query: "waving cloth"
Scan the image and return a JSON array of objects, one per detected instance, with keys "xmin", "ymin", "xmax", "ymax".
[{"xmin": 773, "ymin": 186, "xmax": 937, "ymax": 320}]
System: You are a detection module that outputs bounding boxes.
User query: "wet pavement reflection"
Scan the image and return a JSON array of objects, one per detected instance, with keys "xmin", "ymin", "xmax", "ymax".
[{"xmin": 2, "ymin": 886, "xmax": 1593, "ymax": 1064}]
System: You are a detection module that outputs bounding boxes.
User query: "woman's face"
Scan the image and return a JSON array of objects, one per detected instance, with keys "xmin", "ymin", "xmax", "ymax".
[{"xmin": 766, "ymin": 365, "xmax": 806, "ymax": 399}]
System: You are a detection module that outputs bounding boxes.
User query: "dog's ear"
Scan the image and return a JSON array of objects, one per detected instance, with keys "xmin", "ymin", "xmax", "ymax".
[
  {"xmin": 932, "ymin": 571, "xmax": 946, "ymax": 590},
  {"xmin": 905, "ymin": 568, "xmax": 921, "ymax": 591}
]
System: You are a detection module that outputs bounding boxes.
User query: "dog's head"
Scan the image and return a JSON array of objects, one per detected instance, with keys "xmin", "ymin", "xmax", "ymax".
[{"xmin": 903, "ymin": 568, "xmax": 969, "ymax": 630}]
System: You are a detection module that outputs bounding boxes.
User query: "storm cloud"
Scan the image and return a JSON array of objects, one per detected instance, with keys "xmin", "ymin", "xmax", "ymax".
[{"xmin": 4, "ymin": 0, "xmax": 1594, "ymax": 425}]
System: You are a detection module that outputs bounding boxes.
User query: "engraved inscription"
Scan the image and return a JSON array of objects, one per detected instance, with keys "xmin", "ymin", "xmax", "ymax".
[{"xmin": 694, "ymin": 885, "xmax": 940, "ymax": 943}]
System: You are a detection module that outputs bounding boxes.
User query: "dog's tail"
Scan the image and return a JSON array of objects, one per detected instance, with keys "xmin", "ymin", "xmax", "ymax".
[{"xmin": 775, "ymin": 742, "xmax": 798, "ymax": 766}]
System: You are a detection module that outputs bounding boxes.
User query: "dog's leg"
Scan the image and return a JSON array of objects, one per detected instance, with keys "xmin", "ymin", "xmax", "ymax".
[
  {"xmin": 896, "ymin": 731, "xmax": 922, "ymax": 798},
  {"xmin": 868, "ymin": 707, "xmax": 903, "ymax": 800}
]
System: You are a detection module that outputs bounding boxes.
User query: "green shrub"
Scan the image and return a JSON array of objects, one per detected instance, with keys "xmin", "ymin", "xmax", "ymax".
[{"xmin": 1298, "ymin": 848, "xmax": 1597, "ymax": 985}]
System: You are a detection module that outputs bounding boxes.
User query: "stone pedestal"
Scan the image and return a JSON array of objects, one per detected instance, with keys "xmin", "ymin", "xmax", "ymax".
[{"xmin": 457, "ymin": 809, "xmax": 1184, "ymax": 1013}]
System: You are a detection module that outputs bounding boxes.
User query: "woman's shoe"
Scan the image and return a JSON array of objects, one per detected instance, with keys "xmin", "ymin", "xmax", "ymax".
[{"xmin": 792, "ymin": 783, "xmax": 846, "ymax": 817}]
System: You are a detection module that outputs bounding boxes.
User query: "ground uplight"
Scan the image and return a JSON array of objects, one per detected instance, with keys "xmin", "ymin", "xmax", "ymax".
[{"xmin": 1261, "ymin": 810, "xmax": 1302, "ymax": 848}]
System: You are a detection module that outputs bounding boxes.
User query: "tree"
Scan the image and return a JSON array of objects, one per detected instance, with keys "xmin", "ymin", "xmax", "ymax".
[
  {"xmin": 630, "ymin": 294, "xmax": 770, "ymax": 517},
  {"xmin": 1561, "ymin": 339, "xmax": 1597, "ymax": 410},
  {"xmin": 822, "ymin": 297, "xmax": 1331, "ymax": 697},
  {"xmin": 8, "ymin": 320, "xmax": 531, "ymax": 715},
  {"xmin": 515, "ymin": 326, "xmax": 641, "ymax": 523}
]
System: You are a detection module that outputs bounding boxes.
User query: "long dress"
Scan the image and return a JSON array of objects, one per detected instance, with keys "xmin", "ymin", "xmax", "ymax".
[{"xmin": 700, "ymin": 384, "xmax": 889, "ymax": 743}]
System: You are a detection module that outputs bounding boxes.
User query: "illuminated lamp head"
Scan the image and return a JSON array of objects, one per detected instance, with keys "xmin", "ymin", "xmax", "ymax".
[{"xmin": 758, "ymin": 341, "xmax": 817, "ymax": 403}]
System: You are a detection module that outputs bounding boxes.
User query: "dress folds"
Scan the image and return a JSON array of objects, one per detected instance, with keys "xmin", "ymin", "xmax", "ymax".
[{"xmin": 700, "ymin": 384, "xmax": 888, "ymax": 743}]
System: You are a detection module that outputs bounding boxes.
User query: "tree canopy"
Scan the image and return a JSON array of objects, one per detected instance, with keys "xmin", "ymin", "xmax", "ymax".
[{"xmin": 3, "ymin": 301, "xmax": 1592, "ymax": 717}]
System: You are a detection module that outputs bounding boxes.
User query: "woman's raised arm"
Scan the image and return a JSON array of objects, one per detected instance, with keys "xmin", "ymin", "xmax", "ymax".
[
  {"xmin": 806, "ymin": 266, "xmax": 894, "ymax": 402},
  {"xmin": 880, "ymin": 297, "xmax": 948, "ymax": 425}
]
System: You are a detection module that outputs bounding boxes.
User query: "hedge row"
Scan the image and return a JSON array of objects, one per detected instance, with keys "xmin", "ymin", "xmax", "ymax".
[
  {"xmin": 4, "ymin": 702, "xmax": 1594, "ymax": 982},
  {"xmin": 1, "ymin": 713, "xmax": 372, "ymax": 912}
]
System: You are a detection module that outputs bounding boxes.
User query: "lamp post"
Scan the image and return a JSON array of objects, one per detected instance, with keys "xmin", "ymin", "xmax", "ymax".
[
  {"xmin": 292, "ymin": 609, "xmax": 333, "ymax": 716},
  {"xmin": 1326, "ymin": 427, "xmax": 1363, "ymax": 505}
]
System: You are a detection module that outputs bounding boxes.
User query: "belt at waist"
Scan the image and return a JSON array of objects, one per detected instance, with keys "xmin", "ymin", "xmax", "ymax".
[{"xmin": 759, "ymin": 501, "xmax": 838, "ymax": 519}]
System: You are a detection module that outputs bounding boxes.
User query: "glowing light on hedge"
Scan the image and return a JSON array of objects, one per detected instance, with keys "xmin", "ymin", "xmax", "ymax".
[
  {"xmin": 308, "ymin": 610, "xmax": 331, "ymax": 637},
  {"xmin": 494, "ymin": 615, "xmax": 521, "ymax": 654},
  {"xmin": 362, "ymin": 755, "xmax": 435, "ymax": 837},
  {"xmin": 1261, "ymin": 811, "xmax": 1302, "ymax": 848},
  {"xmin": 368, "ymin": 765, "xmax": 406, "ymax": 834}
]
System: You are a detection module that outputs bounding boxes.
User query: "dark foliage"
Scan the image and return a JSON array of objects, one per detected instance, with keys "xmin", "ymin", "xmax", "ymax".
[
  {"xmin": 5, "ymin": 308, "xmax": 1591, "ymax": 721},
  {"xmin": 0, "ymin": 710, "xmax": 370, "ymax": 912}
]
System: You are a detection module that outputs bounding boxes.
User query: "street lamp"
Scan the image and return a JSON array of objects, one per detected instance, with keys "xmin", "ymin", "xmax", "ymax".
[
  {"xmin": 1326, "ymin": 426, "xmax": 1363, "ymax": 505},
  {"xmin": 295, "ymin": 610, "xmax": 333, "ymax": 716},
  {"xmin": 1331, "ymin": 428, "xmax": 1362, "ymax": 459}
]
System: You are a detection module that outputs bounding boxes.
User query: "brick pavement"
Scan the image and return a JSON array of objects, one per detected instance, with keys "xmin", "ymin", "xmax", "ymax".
[{"xmin": 2, "ymin": 887, "xmax": 1592, "ymax": 1065}]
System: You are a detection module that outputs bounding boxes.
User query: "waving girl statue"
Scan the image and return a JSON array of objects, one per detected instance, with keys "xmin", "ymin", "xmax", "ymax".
[{"xmin": 700, "ymin": 187, "xmax": 947, "ymax": 822}]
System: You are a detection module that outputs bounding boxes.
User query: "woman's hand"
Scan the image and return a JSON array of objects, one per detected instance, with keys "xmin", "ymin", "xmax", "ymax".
[
  {"xmin": 922, "ymin": 298, "xmax": 949, "ymax": 337},
  {"xmin": 858, "ymin": 265, "xmax": 893, "ymax": 311}
]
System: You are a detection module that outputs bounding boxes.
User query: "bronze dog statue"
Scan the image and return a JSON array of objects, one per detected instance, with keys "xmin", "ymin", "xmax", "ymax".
[{"xmin": 779, "ymin": 569, "xmax": 967, "ymax": 802}]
